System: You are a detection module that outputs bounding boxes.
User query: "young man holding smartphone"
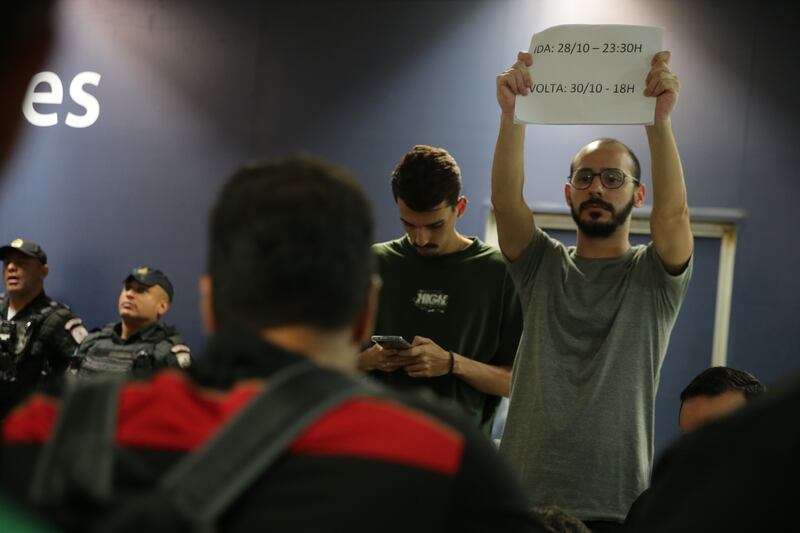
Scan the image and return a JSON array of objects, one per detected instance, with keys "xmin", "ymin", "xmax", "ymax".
[{"xmin": 359, "ymin": 145, "xmax": 523, "ymax": 436}]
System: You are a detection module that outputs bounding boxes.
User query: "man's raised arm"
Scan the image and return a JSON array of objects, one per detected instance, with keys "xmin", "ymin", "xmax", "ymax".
[
  {"xmin": 491, "ymin": 52, "xmax": 536, "ymax": 263},
  {"xmin": 645, "ymin": 51, "xmax": 693, "ymax": 274}
]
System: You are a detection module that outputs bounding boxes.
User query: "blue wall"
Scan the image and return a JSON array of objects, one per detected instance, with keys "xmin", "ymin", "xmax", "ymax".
[{"xmin": 0, "ymin": 1, "xmax": 796, "ymax": 413}]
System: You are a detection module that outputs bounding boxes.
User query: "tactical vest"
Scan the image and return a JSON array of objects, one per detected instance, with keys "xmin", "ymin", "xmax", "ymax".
[
  {"xmin": 0, "ymin": 298, "xmax": 70, "ymax": 383},
  {"xmin": 76, "ymin": 324, "xmax": 181, "ymax": 379}
]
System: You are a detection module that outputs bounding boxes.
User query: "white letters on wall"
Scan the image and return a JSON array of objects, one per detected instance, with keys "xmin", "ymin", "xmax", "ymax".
[
  {"xmin": 22, "ymin": 71, "xmax": 63, "ymax": 127},
  {"xmin": 22, "ymin": 71, "xmax": 101, "ymax": 128},
  {"xmin": 65, "ymin": 72, "xmax": 101, "ymax": 128}
]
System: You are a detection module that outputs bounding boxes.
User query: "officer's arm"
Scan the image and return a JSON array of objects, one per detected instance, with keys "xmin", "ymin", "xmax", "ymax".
[
  {"xmin": 43, "ymin": 312, "xmax": 88, "ymax": 374},
  {"xmin": 67, "ymin": 336, "xmax": 92, "ymax": 373},
  {"xmin": 59, "ymin": 317, "xmax": 88, "ymax": 353}
]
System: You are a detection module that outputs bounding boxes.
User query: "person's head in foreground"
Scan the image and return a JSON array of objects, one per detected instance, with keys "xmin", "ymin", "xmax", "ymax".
[
  {"xmin": 200, "ymin": 156, "xmax": 378, "ymax": 369},
  {"xmin": 679, "ymin": 366, "xmax": 766, "ymax": 433},
  {"xmin": 0, "ymin": 2, "xmax": 56, "ymax": 169}
]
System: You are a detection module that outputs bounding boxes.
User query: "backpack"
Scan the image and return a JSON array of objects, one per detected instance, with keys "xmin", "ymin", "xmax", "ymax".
[{"xmin": 30, "ymin": 362, "xmax": 377, "ymax": 532}]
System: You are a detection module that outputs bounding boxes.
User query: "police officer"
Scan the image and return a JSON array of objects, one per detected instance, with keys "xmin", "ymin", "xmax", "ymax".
[
  {"xmin": 0, "ymin": 238, "xmax": 88, "ymax": 415},
  {"xmin": 73, "ymin": 267, "xmax": 191, "ymax": 378}
]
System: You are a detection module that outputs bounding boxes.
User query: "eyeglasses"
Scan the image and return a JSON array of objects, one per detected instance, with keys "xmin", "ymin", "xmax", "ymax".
[{"xmin": 568, "ymin": 168, "xmax": 639, "ymax": 190}]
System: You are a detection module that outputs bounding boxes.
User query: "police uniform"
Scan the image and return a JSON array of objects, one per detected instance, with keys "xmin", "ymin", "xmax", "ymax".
[
  {"xmin": 0, "ymin": 291, "xmax": 87, "ymax": 383},
  {"xmin": 0, "ymin": 238, "xmax": 89, "ymax": 418},
  {"xmin": 74, "ymin": 266, "xmax": 191, "ymax": 378},
  {"xmin": 74, "ymin": 320, "xmax": 191, "ymax": 378}
]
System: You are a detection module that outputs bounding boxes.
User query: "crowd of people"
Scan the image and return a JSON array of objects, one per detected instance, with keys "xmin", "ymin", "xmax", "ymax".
[{"xmin": 1, "ymin": 4, "xmax": 797, "ymax": 533}]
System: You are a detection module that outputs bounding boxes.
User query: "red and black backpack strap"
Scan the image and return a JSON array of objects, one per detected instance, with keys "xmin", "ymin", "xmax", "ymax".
[
  {"xmin": 29, "ymin": 362, "xmax": 380, "ymax": 532},
  {"xmin": 159, "ymin": 361, "xmax": 377, "ymax": 530},
  {"xmin": 29, "ymin": 375, "xmax": 123, "ymax": 506}
]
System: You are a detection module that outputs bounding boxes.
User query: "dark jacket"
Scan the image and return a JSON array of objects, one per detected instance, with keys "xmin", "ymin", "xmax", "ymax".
[
  {"xmin": 0, "ymin": 291, "xmax": 84, "ymax": 417},
  {"xmin": 1, "ymin": 328, "xmax": 541, "ymax": 533}
]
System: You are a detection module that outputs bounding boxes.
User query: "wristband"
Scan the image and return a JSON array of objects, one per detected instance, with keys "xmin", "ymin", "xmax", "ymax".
[{"xmin": 447, "ymin": 351, "xmax": 455, "ymax": 375}]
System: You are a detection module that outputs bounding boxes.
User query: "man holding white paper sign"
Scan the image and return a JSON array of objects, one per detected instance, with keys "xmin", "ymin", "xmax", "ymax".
[
  {"xmin": 515, "ymin": 24, "xmax": 664, "ymax": 125},
  {"xmin": 491, "ymin": 49, "xmax": 693, "ymax": 530}
]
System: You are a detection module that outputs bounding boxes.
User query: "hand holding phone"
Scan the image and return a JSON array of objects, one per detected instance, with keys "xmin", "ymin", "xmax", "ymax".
[{"xmin": 370, "ymin": 335, "xmax": 413, "ymax": 350}]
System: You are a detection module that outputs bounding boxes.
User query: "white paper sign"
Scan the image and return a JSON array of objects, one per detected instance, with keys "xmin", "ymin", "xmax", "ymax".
[{"xmin": 514, "ymin": 24, "xmax": 663, "ymax": 125}]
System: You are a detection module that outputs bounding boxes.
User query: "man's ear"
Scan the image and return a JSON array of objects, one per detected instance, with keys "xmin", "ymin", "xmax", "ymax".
[
  {"xmin": 564, "ymin": 183, "xmax": 573, "ymax": 207},
  {"xmin": 42, "ymin": 263, "xmax": 49, "ymax": 279},
  {"xmin": 456, "ymin": 196, "xmax": 468, "ymax": 217},
  {"xmin": 199, "ymin": 274, "xmax": 216, "ymax": 333},
  {"xmin": 154, "ymin": 285, "xmax": 172, "ymax": 319},
  {"xmin": 352, "ymin": 275, "xmax": 381, "ymax": 346},
  {"xmin": 634, "ymin": 183, "xmax": 646, "ymax": 208}
]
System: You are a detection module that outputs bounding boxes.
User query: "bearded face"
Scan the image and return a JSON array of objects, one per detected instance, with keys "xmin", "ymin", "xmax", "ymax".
[{"xmin": 569, "ymin": 192, "xmax": 636, "ymax": 238}]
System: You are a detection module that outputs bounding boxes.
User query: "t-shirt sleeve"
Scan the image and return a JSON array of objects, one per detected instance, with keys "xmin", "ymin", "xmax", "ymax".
[
  {"xmin": 505, "ymin": 227, "xmax": 555, "ymax": 293},
  {"xmin": 645, "ymin": 244, "xmax": 693, "ymax": 314}
]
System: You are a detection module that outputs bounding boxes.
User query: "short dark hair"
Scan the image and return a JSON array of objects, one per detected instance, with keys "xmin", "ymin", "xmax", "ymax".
[
  {"xmin": 570, "ymin": 138, "xmax": 642, "ymax": 181},
  {"xmin": 208, "ymin": 156, "xmax": 374, "ymax": 331},
  {"xmin": 391, "ymin": 145, "xmax": 461, "ymax": 211},
  {"xmin": 680, "ymin": 366, "xmax": 766, "ymax": 403}
]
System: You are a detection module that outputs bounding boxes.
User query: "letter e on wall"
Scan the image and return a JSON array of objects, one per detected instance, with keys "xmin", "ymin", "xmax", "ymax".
[{"xmin": 22, "ymin": 71, "xmax": 63, "ymax": 127}]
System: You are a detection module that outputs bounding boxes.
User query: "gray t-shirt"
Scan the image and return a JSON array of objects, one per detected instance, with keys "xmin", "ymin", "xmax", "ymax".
[{"xmin": 499, "ymin": 227, "xmax": 692, "ymax": 522}]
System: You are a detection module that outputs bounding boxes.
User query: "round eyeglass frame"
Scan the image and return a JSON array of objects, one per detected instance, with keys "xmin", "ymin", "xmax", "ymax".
[{"xmin": 568, "ymin": 168, "xmax": 640, "ymax": 190}]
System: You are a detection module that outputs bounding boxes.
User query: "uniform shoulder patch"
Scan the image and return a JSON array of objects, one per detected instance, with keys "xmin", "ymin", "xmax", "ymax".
[
  {"xmin": 63, "ymin": 317, "xmax": 89, "ymax": 344},
  {"xmin": 64, "ymin": 317, "xmax": 83, "ymax": 330},
  {"xmin": 71, "ymin": 326, "xmax": 89, "ymax": 344},
  {"xmin": 170, "ymin": 344, "xmax": 192, "ymax": 368}
]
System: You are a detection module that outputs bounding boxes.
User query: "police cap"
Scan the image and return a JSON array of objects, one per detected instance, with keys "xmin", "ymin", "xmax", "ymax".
[
  {"xmin": 0, "ymin": 238, "xmax": 47, "ymax": 264},
  {"xmin": 124, "ymin": 267, "xmax": 174, "ymax": 301}
]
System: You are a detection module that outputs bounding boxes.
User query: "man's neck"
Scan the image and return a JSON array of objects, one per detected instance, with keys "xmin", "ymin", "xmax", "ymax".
[
  {"xmin": 438, "ymin": 232, "xmax": 473, "ymax": 255},
  {"xmin": 7, "ymin": 289, "xmax": 42, "ymax": 315},
  {"xmin": 259, "ymin": 325, "xmax": 358, "ymax": 373},
  {"xmin": 574, "ymin": 228, "xmax": 631, "ymax": 258},
  {"xmin": 120, "ymin": 319, "xmax": 156, "ymax": 341}
]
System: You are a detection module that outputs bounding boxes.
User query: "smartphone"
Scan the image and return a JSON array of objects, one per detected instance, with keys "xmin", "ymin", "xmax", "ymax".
[{"xmin": 370, "ymin": 335, "xmax": 412, "ymax": 350}]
